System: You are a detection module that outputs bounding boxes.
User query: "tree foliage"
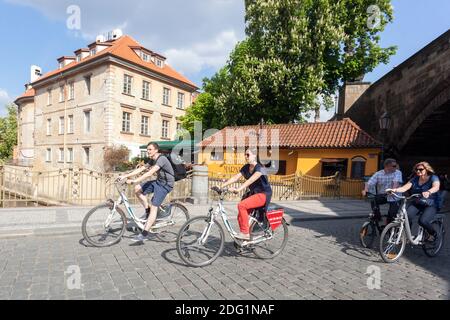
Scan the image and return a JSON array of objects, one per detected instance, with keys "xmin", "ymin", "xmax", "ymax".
[
  {"xmin": 0, "ymin": 104, "xmax": 18, "ymax": 161},
  {"xmin": 182, "ymin": 0, "xmax": 396, "ymax": 131},
  {"xmin": 103, "ymin": 145, "xmax": 130, "ymax": 172}
]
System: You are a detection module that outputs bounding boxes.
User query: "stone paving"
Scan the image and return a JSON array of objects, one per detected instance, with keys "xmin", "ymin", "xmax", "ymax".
[{"xmin": 0, "ymin": 214, "xmax": 448, "ymax": 300}]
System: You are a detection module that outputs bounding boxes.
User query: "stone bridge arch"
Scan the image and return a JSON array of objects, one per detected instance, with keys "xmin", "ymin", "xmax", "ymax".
[{"xmin": 344, "ymin": 29, "xmax": 450, "ymax": 174}]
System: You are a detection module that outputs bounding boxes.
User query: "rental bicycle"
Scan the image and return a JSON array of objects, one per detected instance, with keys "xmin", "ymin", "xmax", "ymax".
[
  {"xmin": 359, "ymin": 192, "xmax": 391, "ymax": 248},
  {"xmin": 379, "ymin": 192, "xmax": 445, "ymax": 263},
  {"xmin": 82, "ymin": 179, "xmax": 189, "ymax": 247},
  {"xmin": 176, "ymin": 186, "xmax": 289, "ymax": 267}
]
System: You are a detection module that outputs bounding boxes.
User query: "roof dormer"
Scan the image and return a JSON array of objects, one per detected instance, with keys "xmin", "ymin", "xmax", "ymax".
[
  {"xmin": 74, "ymin": 48, "xmax": 90, "ymax": 62},
  {"xmin": 57, "ymin": 56, "xmax": 76, "ymax": 69},
  {"xmin": 130, "ymin": 46, "xmax": 153, "ymax": 63},
  {"xmin": 153, "ymin": 54, "xmax": 166, "ymax": 68},
  {"xmin": 88, "ymin": 41, "xmax": 112, "ymax": 56}
]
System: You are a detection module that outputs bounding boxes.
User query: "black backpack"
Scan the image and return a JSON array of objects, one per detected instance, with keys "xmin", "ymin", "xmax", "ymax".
[{"xmin": 159, "ymin": 154, "xmax": 187, "ymax": 182}]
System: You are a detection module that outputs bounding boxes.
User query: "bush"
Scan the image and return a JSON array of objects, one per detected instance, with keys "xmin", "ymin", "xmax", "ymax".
[{"xmin": 103, "ymin": 145, "xmax": 130, "ymax": 172}]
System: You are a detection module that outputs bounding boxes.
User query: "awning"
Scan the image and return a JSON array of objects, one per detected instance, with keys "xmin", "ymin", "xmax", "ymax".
[
  {"xmin": 320, "ymin": 158, "xmax": 346, "ymax": 163},
  {"xmin": 140, "ymin": 140, "xmax": 200, "ymax": 151}
]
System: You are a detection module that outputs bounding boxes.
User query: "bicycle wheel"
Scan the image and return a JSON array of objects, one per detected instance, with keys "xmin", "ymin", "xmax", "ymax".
[
  {"xmin": 249, "ymin": 218, "xmax": 289, "ymax": 259},
  {"xmin": 422, "ymin": 220, "xmax": 445, "ymax": 257},
  {"xmin": 155, "ymin": 203, "xmax": 190, "ymax": 243},
  {"xmin": 176, "ymin": 216, "xmax": 225, "ymax": 267},
  {"xmin": 360, "ymin": 221, "xmax": 377, "ymax": 249},
  {"xmin": 82, "ymin": 202, "xmax": 127, "ymax": 247},
  {"xmin": 379, "ymin": 222, "xmax": 406, "ymax": 263}
]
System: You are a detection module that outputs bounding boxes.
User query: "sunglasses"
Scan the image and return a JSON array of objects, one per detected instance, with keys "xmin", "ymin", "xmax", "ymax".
[
  {"xmin": 245, "ymin": 154, "xmax": 251, "ymax": 157},
  {"xmin": 415, "ymin": 168, "xmax": 425, "ymax": 172}
]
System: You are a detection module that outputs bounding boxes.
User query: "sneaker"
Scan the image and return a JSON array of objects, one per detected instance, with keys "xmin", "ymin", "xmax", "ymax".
[
  {"xmin": 425, "ymin": 232, "xmax": 438, "ymax": 243},
  {"xmin": 235, "ymin": 232, "xmax": 250, "ymax": 240},
  {"xmin": 131, "ymin": 233, "xmax": 151, "ymax": 243}
]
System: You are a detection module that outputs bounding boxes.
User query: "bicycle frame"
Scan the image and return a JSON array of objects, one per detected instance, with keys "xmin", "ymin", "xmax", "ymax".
[
  {"xmin": 202, "ymin": 191, "xmax": 274, "ymax": 247},
  {"xmin": 389, "ymin": 193, "xmax": 426, "ymax": 246}
]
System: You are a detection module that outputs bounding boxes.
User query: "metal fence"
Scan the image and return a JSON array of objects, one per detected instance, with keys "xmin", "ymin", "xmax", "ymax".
[
  {"xmin": 0, "ymin": 165, "xmax": 192, "ymax": 208},
  {"xmin": 208, "ymin": 171, "xmax": 364, "ymax": 201}
]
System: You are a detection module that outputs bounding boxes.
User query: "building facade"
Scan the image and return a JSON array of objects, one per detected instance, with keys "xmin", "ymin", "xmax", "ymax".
[
  {"xmin": 14, "ymin": 35, "xmax": 198, "ymax": 171},
  {"xmin": 198, "ymin": 119, "xmax": 382, "ymax": 179}
]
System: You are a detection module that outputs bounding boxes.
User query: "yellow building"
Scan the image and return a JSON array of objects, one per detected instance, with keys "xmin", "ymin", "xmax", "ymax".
[{"xmin": 199, "ymin": 118, "xmax": 382, "ymax": 179}]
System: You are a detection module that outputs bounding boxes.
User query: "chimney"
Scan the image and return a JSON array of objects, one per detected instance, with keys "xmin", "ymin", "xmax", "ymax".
[
  {"xmin": 30, "ymin": 65, "xmax": 42, "ymax": 83},
  {"xmin": 336, "ymin": 81, "xmax": 371, "ymax": 119}
]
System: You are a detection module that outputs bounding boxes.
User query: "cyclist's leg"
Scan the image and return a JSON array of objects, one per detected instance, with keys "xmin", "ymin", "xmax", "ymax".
[
  {"xmin": 372, "ymin": 195, "xmax": 387, "ymax": 220},
  {"xmin": 407, "ymin": 204, "xmax": 420, "ymax": 230},
  {"xmin": 387, "ymin": 201, "xmax": 400, "ymax": 224},
  {"xmin": 418, "ymin": 206, "xmax": 438, "ymax": 237},
  {"xmin": 237, "ymin": 193, "xmax": 267, "ymax": 238},
  {"xmin": 136, "ymin": 182, "xmax": 154, "ymax": 216},
  {"xmin": 144, "ymin": 182, "xmax": 172, "ymax": 232}
]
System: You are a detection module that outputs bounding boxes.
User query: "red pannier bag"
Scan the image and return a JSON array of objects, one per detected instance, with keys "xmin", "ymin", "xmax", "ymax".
[{"xmin": 266, "ymin": 208, "xmax": 284, "ymax": 231}]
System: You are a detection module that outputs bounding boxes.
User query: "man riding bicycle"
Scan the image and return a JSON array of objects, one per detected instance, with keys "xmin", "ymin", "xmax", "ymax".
[
  {"xmin": 362, "ymin": 158, "xmax": 403, "ymax": 224},
  {"xmin": 118, "ymin": 142, "xmax": 174, "ymax": 243}
]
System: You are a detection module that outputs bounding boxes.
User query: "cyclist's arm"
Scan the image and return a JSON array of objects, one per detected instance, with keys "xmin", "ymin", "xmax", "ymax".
[
  {"xmin": 132, "ymin": 165, "xmax": 160, "ymax": 184},
  {"xmin": 391, "ymin": 182, "xmax": 413, "ymax": 193},
  {"xmin": 120, "ymin": 165, "xmax": 147, "ymax": 179},
  {"xmin": 236, "ymin": 172, "xmax": 263, "ymax": 192},
  {"xmin": 363, "ymin": 173, "xmax": 378, "ymax": 193},
  {"xmin": 222, "ymin": 173, "xmax": 243, "ymax": 188},
  {"xmin": 424, "ymin": 181, "xmax": 440, "ymax": 198}
]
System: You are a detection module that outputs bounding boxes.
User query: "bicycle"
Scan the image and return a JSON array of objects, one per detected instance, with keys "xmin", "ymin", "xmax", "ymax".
[
  {"xmin": 176, "ymin": 186, "xmax": 289, "ymax": 267},
  {"xmin": 82, "ymin": 179, "xmax": 190, "ymax": 247},
  {"xmin": 379, "ymin": 192, "xmax": 445, "ymax": 263},
  {"xmin": 359, "ymin": 192, "xmax": 391, "ymax": 249}
]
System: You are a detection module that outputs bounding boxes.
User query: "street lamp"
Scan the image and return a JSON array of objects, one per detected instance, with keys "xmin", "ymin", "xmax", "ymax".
[{"xmin": 379, "ymin": 112, "xmax": 391, "ymax": 168}]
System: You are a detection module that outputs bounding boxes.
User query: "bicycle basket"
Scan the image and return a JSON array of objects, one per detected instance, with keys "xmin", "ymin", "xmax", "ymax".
[{"xmin": 266, "ymin": 208, "xmax": 284, "ymax": 231}]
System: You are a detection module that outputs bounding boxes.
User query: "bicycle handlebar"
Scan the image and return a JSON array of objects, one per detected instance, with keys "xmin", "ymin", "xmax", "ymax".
[{"xmin": 385, "ymin": 190, "xmax": 422, "ymax": 201}]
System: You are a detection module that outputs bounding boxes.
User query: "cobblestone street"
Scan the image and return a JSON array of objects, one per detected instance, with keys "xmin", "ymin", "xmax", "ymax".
[{"xmin": 0, "ymin": 216, "xmax": 448, "ymax": 300}]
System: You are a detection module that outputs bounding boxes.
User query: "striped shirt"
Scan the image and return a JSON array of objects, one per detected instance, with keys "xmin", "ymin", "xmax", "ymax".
[{"xmin": 367, "ymin": 169, "xmax": 403, "ymax": 202}]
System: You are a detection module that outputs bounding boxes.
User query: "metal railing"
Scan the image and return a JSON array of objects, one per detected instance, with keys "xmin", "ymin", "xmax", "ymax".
[
  {"xmin": 0, "ymin": 165, "xmax": 193, "ymax": 208},
  {"xmin": 208, "ymin": 171, "xmax": 364, "ymax": 201}
]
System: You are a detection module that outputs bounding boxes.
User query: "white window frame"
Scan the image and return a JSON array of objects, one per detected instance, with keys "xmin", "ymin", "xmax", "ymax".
[
  {"xmin": 67, "ymin": 148, "xmax": 74, "ymax": 163},
  {"xmin": 123, "ymin": 74, "xmax": 133, "ymax": 95},
  {"xmin": 84, "ymin": 147, "xmax": 90, "ymax": 165},
  {"xmin": 163, "ymin": 88, "xmax": 170, "ymax": 105},
  {"xmin": 162, "ymin": 120, "xmax": 169, "ymax": 138},
  {"xmin": 177, "ymin": 92, "xmax": 185, "ymax": 109},
  {"xmin": 59, "ymin": 86, "xmax": 64, "ymax": 103},
  {"xmin": 142, "ymin": 81, "xmax": 150, "ymax": 100},
  {"xmin": 84, "ymin": 111, "xmax": 91, "ymax": 133},
  {"xmin": 68, "ymin": 82, "xmax": 75, "ymax": 100},
  {"xmin": 46, "ymin": 119, "xmax": 52, "ymax": 136},
  {"xmin": 58, "ymin": 148, "xmax": 65, "ymax": 163},
  {"xmin": 47, "ymin": 89, "xmax": 52, "ymax": 106},
  {"xmin": 122, "ymin": 112, "xmax": 131, "ymax": 133},
  {"xmin": 68, "ymin": 115, "xmax": 74, "ymax": 134},
  {"xmin": 141, "ymin": 115, "xmax": 149, "ymax": 136},
  {"xmin": 59, "ymin": 117, "xmax": 65, "ymax": 135},
  {"xmin": 46, "ymin": 148, "xmax": 52, "ymax": 162}
]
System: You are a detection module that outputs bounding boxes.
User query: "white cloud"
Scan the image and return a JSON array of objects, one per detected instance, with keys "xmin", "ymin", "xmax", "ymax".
[
  {"xmin": 0, "ymin": 89, "xmax": 13, "ymax": 116},
  {"xmin": 165, "ymin": 30, "xmax": 240, "ymax": 74},
  {"xmin": 5, "ymin": 0, "xmax": 246, "ymax": 79}
]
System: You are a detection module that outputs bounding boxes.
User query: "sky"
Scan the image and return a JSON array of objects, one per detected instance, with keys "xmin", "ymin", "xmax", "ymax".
[{"xmin": 0, "ymin": 0, "xmax": 449, "ymax": 120}]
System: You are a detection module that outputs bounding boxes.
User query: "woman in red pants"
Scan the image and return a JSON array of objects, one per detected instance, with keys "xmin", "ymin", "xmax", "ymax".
[{"xmin": 221, "ymin": 147, "xmax": 272, "ymax": 240}]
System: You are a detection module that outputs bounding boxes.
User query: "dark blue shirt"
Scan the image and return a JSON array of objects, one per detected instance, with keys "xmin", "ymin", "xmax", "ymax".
[
  {"xmin": 240, "ymin": 163, "xmax": 272, "ymax": 196},
  {"xmin": 410, "ymin": 175, "xmax": 440, "ymax": 206}
]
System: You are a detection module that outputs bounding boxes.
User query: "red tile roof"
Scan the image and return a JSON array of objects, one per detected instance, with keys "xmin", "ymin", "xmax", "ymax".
[
  {"xmin": 199, "ymin": 118, "xmax": 381, "ymax": 149},
  {"xmin": 29, "ymin": 35, "xmax": 198, "ymax": 89},
  {"xmin": 14, "ymin": 88, "xmax": 35, "ymax": 103}
]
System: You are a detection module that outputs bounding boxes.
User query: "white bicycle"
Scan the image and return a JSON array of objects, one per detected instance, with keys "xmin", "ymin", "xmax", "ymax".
[
  {"xmin": 379, "ymin": 192, "xmax": 445, "ymax": 263},
  {"xmin": 82, "ymin": 180, "xmax": 189, "ymax": 247}
]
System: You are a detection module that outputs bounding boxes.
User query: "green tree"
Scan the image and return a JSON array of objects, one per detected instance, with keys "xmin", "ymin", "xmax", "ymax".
[
  {"xmin": 183, "ymin": 0, "xmax": 396, "ymax": 128},
  {"xmin": 0, "ymin": 104, "xmax": 18, "ymax": 161}
]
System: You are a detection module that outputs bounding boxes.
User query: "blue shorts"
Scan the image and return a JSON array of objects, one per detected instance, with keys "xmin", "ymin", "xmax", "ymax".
[{"xmin": 140, "ymin": 180, "xmax": 173, "ymax": 207}]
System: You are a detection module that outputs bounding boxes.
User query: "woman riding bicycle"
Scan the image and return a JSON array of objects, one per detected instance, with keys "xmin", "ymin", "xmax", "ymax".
[
  {"xmin": 388, "ymin": 161, "xmax": 441, "ymax": 242},
  {"xmin": 221, "ymin": 147, "xmax": 272, "ymax": 241}
]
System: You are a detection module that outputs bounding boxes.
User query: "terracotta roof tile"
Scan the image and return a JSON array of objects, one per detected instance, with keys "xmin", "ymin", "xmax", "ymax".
[
  {"xmin": 199, "ymin": 118, "xmax": 381, "ymax": 149},
  {"xmin": 29, "ymin": 35, "xmax": 198, "ymax": 89},
  {"xmin": 14, "ymin": 88, "xmax": 35, "ymax": 103}
]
